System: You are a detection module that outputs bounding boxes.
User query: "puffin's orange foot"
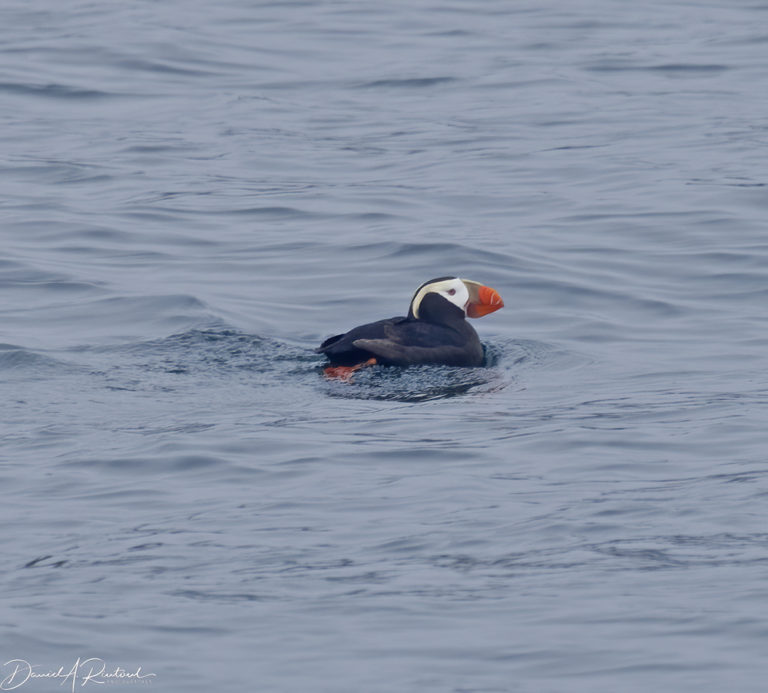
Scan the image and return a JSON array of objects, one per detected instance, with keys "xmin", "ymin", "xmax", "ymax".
[{"xmin": 323, "ymin": 358, "xmax": 377, "ymax": 382}]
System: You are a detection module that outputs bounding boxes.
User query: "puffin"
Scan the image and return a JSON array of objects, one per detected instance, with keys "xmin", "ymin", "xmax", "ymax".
[{"xmin": 318, "ymin": 276, "xmax": 503, "ymax": 378}]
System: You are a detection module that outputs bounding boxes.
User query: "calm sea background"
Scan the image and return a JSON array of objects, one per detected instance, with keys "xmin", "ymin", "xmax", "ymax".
[{"xmin": 2, "ymin": 1, "xmax": 768, "ymax": 691}]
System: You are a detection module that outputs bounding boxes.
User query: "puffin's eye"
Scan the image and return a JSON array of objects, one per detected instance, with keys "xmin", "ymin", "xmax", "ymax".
[{"xmin": 447, "ymin": 288, "xmax": 456, "ymax": 296}]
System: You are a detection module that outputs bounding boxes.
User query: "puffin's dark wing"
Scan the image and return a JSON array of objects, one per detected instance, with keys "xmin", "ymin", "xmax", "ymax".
[
  {"xmin": 317, "ymin": 316, "xmax": 407, "ymax": 365},
  {"xmin": 354, "ymin": 320, "xmax": 483, "ymax": 367}
]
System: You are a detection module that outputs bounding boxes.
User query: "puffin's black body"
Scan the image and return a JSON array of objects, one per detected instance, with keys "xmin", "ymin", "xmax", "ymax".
[{"xmin": 317, "ymin": 277, "xmax": 503, "ymax": 369}]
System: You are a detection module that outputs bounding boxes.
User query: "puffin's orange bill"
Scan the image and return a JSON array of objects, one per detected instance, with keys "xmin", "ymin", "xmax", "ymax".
[{"xmin": 466, "ymin": 285, "xmax": 504, "ymax": 318}]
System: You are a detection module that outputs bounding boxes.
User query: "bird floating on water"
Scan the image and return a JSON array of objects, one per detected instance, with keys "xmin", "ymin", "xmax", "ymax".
[{"xmin": 317, "ymin": 276, "xmax": 503, "ymax": 379}]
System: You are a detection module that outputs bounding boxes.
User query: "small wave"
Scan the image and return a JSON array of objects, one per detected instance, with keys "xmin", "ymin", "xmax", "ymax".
[
  {"xmin": 89, "ymin": 328, "xmax": 313, "ymax": 386},
  {"xmin": 0, "ymin": 343, "xmax": 72, "ymax": 372},
  {"xmin": 585, "ymin": 61, "xmax": 730, "ymax": 74},
  {"xmin": 0, "ymin": 81, "xmax": 112, "ymax": 99},
  {"xmin": 357, "ymin": 76, "xmax": 457, "ymax": 89}
]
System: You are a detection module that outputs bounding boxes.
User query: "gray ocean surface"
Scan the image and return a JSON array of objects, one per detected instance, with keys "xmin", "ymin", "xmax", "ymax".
[{"xmin": 2, "ymin": 1, "xmax": 768, "ymax": 691}]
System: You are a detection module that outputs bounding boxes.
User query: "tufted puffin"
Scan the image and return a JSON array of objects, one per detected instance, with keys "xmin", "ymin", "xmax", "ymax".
[{"xmin": 318, "ymin": 276, "xmax": 503, "ymax": 378}]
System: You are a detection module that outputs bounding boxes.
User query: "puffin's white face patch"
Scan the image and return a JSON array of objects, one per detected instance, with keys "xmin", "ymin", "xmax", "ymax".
[{"xmin": 411, "ymin": 278, "xmax": 469, "ymax": 318}]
